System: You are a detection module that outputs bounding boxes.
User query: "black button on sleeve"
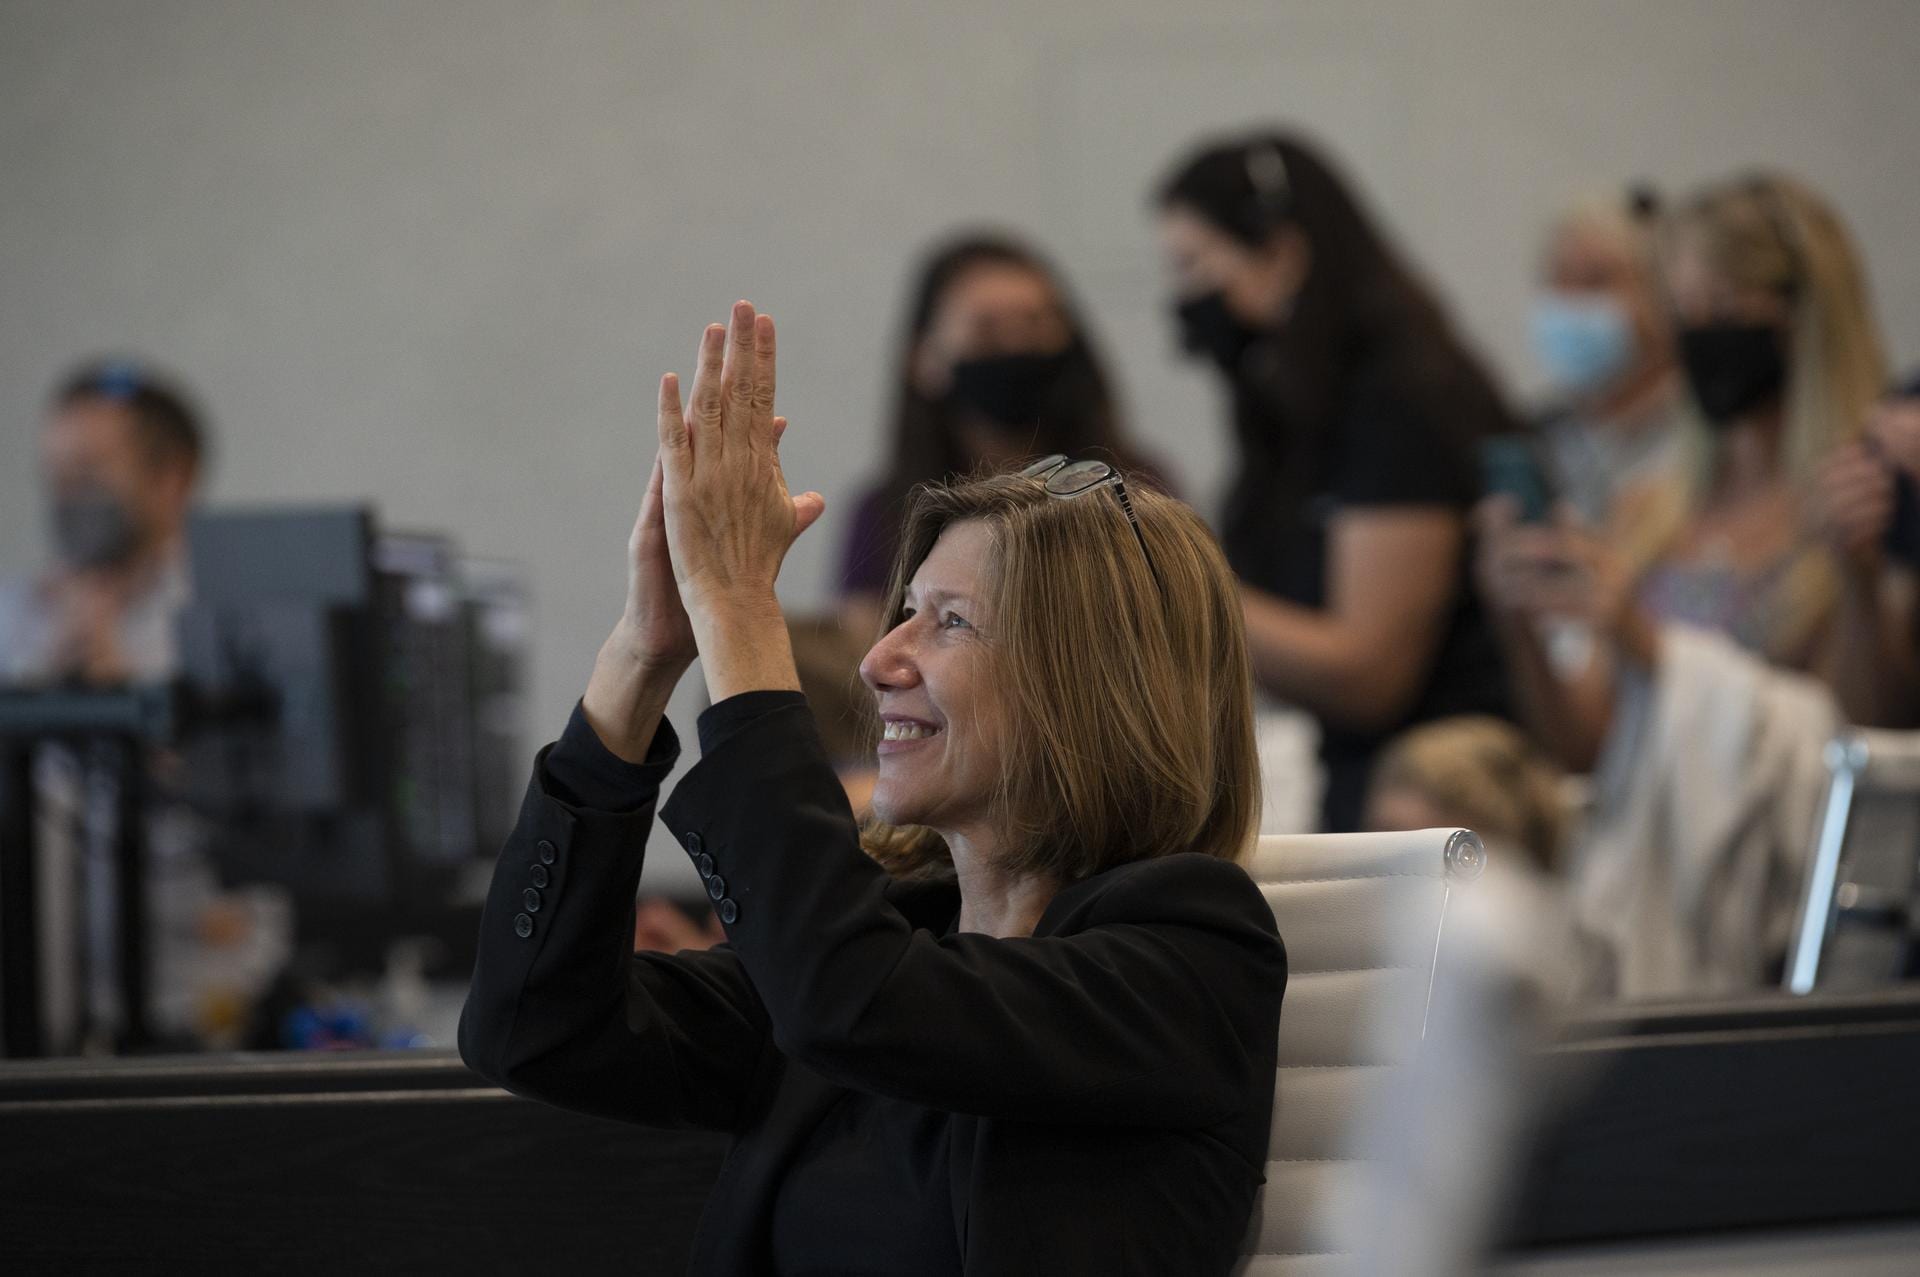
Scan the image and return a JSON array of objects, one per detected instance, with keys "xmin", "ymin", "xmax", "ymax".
[
  {"xmin": 529, "ymin": 863, "xmax": 550, "ymax": 889},
  {"xmin": 522, "ymin": 888, "xmax": 543, "ymax": 914},
  {"xmin": 683, "ymin": 831, "xmax": 703, "ymax": 856},
  {"xmin": 695, "ymin": 852, "xmax": 715, "ymax": 879},
  {"xmin": 513, "ymin": 913, "xmax": 534, "ymax": 939},
  {"xmin": 719, "ymin": 898, "xmax": 739, "ymax": 925},
  {"xmin": 706, "ymin": 874, "xmax": 726, "ymax": 902},
  {"xmin": 537, "ymin": 840, "xmax": 558, "ymax": 866}
]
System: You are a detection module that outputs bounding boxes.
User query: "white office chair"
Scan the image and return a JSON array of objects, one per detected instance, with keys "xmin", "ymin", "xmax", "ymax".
[
  {"xmin": 1786, "ymin": 729, "xmax": 1920, "ymax": 994},
  {"xmin": 1235, "ymin": 827, "xmax": 1486, "ymax": 1277}
]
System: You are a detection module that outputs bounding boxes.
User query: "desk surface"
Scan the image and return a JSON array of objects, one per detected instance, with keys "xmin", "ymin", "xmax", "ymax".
[{"xmin": 3, "ymin": 987, "xmax": 1917, "ymax": 1270}]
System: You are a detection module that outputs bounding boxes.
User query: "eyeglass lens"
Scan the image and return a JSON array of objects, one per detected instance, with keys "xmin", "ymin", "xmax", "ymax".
[{"xmin": 1046, "ymin": 459, "xmax": 1115, "ymax": 496}]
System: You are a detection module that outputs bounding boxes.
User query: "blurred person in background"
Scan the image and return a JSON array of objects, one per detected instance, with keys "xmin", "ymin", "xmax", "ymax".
[
  {"xmin": 1363, "ymin": 714, "xmax": 1614, "ymax": 999},
  {"xmin": 1365, "ymin": 715, "xmax": 1569, "ymax": 879},
  {"xmin": 1479, "ymin": 172, "xmax": 1893, "ymax": 996},
  {"xmin": 1155, "ymin": 130, "xmax": 1518, "ymax": 831},
  {"xmin": 1530, "ymin": 192, "xmax": 1690, "ymax": 573},
  {"xmin": 836, "ymin": 233, "xmax": 1162, "ymax": 643},
  {"xmin": 1350, "ymin": 716, "xmax": 1608, "ymax": 1274},
  {"xmin": 0, "ymin": 360, "xmax": 287, "ymax": 1052},
  {"xmin": 1481, "ymin": 171, "xmax": 1900, "ymax": 770},
  {"xmin": 0, "ymin": 360, "xmax": 204, "ymax": 686}
]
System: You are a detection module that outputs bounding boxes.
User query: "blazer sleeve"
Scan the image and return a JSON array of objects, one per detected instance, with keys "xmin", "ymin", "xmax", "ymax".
[
  {"xmin": 457, "ymin": 714, "xmax": 775, "ymax": 1133},
  {"xmin": 656, "ymin": 701, "xmax": 1285, "ymax": 1129}
]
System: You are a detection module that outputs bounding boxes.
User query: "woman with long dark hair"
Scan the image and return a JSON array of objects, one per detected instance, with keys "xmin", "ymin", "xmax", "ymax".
[
  {"xmin": 838, "ymin": 233, "xmax": 1159, "ymax": 638},
  {"xmin": 1156, "ymin": 130, "xmax": 1518, "ymax": 831}
]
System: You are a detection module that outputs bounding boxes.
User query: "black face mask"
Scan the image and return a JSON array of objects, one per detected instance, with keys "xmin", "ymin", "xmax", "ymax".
[
  {"xmin": 1173, "ymin": 291, "xmax": 1264, "ymax": 375},
  {"xmin": 1679, "ymin": 322, "xmax": 1788, "ymax": 426},
  {"xmin": 944, "ymin": 350, "xmax": 1073, "ymax": 429},
  {"xmin": 51, "ymin": 487, "xmax": 143, "ymax": 570}
]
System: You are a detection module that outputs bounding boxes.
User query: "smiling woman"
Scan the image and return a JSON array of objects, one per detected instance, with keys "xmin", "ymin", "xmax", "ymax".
[
  {"xmin": 860, "ymin": 471, "xmax": 1262, "ymax": 899},
  {"xmin": 457, "ymin": 301, "xmax": 1284, "ymax": 1276}
]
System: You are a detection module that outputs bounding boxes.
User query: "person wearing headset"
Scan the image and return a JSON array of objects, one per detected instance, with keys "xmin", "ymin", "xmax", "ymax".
[{"xmin": 1155, "ymin": 130, "xmax": 1519, "ymax": 831}]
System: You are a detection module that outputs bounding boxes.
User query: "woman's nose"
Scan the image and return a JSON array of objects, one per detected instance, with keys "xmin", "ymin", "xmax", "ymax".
[{"xmin": 859, "ymin": 621, "xmax": 920, "ymax": 693}]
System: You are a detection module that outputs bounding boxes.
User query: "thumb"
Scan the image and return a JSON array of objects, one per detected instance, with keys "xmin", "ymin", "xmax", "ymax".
[{"xmin": 791, "ymin": 491, "xmax": 827, "ymax": 541}]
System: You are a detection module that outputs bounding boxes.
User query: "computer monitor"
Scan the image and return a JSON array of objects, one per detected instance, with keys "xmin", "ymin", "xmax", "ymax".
[
  {"xmin": 175, "ymin": 506, "xmax": 393, "ymax": 901},
  {"xmin": 177, "ymin": 507, "xmax": 526, "ymax": 908}
]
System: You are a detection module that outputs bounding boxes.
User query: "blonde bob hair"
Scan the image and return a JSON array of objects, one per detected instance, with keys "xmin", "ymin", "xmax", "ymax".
[{"xmin": 862, "ymin": 469, "xmax": 1260, "ymax": 883}]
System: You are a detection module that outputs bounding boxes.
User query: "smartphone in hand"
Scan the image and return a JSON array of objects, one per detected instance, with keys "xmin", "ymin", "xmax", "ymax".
[{"xmin": 1480, "ymin": 434, "xmax": 1557, "ymax": 524}]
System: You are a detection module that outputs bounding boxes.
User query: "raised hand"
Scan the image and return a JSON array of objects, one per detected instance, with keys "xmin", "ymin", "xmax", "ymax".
[
  {"xmin": 580, "ymin": 428, "xmax": 700, "ymax": 761},
  {"xmin": 657, "ymin": 301, "xmax": 825, "ymax": 616},
  {"xmin": 621, "ymin": 454, "xmax": 697, "ymax": 670},
  {"xmin": 656, "ymin": 301, "xmax": 826, "ymax": 703}
]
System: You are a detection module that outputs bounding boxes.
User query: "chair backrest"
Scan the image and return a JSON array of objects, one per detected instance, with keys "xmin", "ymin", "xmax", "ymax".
[
  {"xmin": 1235, "ymin": 827, "xmax": 1485, "ymax": 1277},
  {"xmin": 1786, "ymin": 729, "xmax": 1920, "ymax": 994}
]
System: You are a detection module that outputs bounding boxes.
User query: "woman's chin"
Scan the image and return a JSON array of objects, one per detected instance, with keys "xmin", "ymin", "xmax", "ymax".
[
  {"xmin": 869, "ymin": 789, "xmax": 916, "ymax": 829},
  {"xmin": 870, "ymin": 778, "xmax": 942, "ymax": 831}
]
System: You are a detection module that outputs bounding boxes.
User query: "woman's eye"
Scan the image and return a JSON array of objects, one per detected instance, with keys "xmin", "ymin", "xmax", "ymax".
[{"xmin": 941, "ymin": 611, "xmax": 971, "ymax": 631}]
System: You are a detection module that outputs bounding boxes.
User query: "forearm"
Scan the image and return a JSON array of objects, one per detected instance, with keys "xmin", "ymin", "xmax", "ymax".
[
  {"xmin": 460, "ymin": 714, "xmax": 672, "ymax": 1095},
  {"xmin": 582, "ymin": 621, "xmax": 688, "ymax": 763},
  {"xmin": 459, "ymin": 707, "xmax": 775, "ymax": 1131},
  {"xmin": 1493, "ymin": 612, "xmax": 1614, "ymax": 772},
  {"xmin": 688, "ymin": 588, "xmax": 802, "ymax": 705},
  {"xmin": 1241, "ymin": 589, "xmax": 1423, "ymax": 731}
]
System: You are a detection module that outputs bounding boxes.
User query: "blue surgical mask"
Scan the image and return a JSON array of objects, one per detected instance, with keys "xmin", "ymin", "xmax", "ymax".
[{"xmin": 1530, "ymin": 293, "xmax": 1633, "ymax": 395}]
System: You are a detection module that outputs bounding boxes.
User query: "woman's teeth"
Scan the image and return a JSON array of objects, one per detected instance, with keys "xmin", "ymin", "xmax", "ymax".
[{"xmin": 883, "ymin": 721, "xmax": 937, "ymax": 741}]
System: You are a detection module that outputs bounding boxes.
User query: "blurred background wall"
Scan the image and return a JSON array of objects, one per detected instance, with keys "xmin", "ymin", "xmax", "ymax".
[{"xmin": 4, "ymin": 0, "xmax": 1918, "ymax": 745}]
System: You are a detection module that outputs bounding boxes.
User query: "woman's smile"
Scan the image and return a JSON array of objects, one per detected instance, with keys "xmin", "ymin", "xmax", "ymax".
[{"xmin": 879, "ymin": 714, "xmax": 943, "ymax": 751}]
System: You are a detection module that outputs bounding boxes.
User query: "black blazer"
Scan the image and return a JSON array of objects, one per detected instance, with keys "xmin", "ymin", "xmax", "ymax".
[{"xmin": 459, "ymin": 696, "xmax": 1286, "ymax": 1275}]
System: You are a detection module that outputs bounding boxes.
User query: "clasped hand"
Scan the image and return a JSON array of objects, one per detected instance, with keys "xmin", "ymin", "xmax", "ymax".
[
  {"xmin": 1473, "ymin": 496, "xmax": 1634, "ymax": 637},
  {"xmin": 587, "ymin": 302, "xmax": 824, "ymax": 760},
  {"xmin": 614, "ymin": 301, "xmax": 825, "ymax": 676}
]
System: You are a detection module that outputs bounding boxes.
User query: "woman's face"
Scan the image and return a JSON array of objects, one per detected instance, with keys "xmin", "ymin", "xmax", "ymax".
[
  {"xmin": 1663, "ymin": 231, "xmax": 1791, "ymax": 331},
  {"xmin": 1158, "ymin": 205, "xmax": 1305, "ymax": 328},
  {"xmin": 912, "ymin": 264, "xmax": 1072, "ymax": 397},
  {"xmin": 1663, "ymin": 228, "xmax": 1797, "ymax": 425},
  {"xmin": 859, "ymin": 519, "xmax": 1007, "ymax": 835},
  {"xmin": 1542, "ymin": 221, "xmax": 1667, "ymax": 351}
]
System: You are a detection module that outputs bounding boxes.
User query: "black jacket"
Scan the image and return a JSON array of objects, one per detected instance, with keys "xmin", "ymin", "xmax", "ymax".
[{"xmin": 459, "ymin": 694, "xmax": 1286, "ymax": 1274}]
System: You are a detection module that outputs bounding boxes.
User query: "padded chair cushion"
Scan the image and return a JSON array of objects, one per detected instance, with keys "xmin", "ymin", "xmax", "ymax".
[{"xmin": 1235, "ymin": 829, "xmax": 1479, "ymax": 1277}]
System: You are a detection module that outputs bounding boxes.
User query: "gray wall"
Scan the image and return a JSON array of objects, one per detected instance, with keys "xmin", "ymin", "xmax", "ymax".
[{"xmin": 5, "ymin": 0, "xmax": 1919, "ymax": 806}]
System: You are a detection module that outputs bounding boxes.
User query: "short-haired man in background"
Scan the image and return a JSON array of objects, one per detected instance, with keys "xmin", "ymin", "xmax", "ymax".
[{"xmin": 1, "ymin": 360, "xmax": 206, "ymax": 686}]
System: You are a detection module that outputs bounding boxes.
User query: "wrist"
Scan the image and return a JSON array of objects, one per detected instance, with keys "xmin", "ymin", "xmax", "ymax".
[
  {"xmin": 687, "ymin": 595, "xmax": 802, "ymax": 704},
  {"xmin": 681, "ymin": 578, "xmax": 782, "ymax": 628},
  {"xmin": 603, "ymin": 616, "xmax": 694, "ymax": 680},
  {"xmin": 583, "ymin": 626, "xmax": 687, "ymax": 764}
]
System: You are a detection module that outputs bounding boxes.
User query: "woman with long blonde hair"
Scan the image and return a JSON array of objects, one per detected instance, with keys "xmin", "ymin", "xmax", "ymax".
[{"xmin": 1479, "ymin": 170, "xmax": 1900, "ymax": 767}]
